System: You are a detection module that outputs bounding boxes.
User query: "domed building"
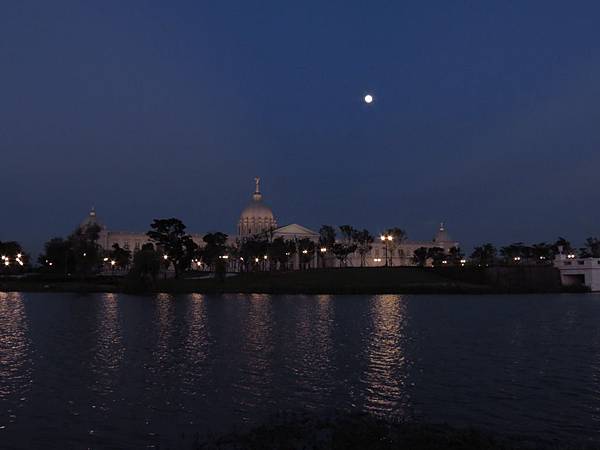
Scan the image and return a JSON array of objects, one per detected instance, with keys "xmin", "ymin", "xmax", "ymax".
[{"xmin": 238, "ymin": 177, "xmax": 277, "ymax": 238}]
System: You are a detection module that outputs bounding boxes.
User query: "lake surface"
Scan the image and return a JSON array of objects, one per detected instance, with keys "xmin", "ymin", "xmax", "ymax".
[{"xmin": 1, "ymin": 292, "xmax": 600, "ymax": 448}]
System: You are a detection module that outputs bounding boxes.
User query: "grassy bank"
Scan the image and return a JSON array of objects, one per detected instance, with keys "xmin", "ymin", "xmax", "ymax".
[
  {"xmin": 148, "ymin": 267, "xmax": 492, "ymax": 294},
  {"xmin": 0, "ymin": 266, "xmax": 568, "ymax": 294}
]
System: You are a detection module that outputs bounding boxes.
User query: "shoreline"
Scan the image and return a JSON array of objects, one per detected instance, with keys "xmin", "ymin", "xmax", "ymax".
[{"xmin": 0, "ymin": 267, "xmax": 578, "ymax": 295}]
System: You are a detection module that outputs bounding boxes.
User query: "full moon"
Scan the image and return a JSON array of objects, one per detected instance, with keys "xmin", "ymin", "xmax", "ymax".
[{"xmin": 364, "ymin": 94, "xmax": 373, "ymax": 104}]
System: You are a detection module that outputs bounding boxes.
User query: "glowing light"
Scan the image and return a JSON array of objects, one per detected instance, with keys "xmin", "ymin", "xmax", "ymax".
[
  {"xmin": 163, "ymin": 254, "xmax": 168, "ymax": 260},
  {"xmin": 320, "ymin": 247, "xmax": 327, "ymax": 253},
  {"xmin": 364, "ymin": 94, "xmax": 373, "ymax": 104},
  {"xmin": 111, "ymin": 260, "xmax": 116, "ymax": 266},
  {"xmin": 263, "ymin": 255, "xmax": 268, "ymax": 260},
  {"xmin": 103, "ymin": 257, "xmax": 109, "ymax": 262},
  {"xmin": 255, "ymin": 257, "xmax": 259, "ymax": 263},
  {"xmin": 222, "ymin": 255, "xmax": 229, "ymax": 259}
]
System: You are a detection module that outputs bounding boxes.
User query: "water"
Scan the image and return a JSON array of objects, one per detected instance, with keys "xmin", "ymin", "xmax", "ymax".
[{"xmin": 1, "ymin": 292, "xmax": 600, "ymax": 448}]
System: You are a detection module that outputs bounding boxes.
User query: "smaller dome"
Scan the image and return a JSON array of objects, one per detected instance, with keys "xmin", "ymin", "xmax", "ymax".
[
  {"xmin": 434, "ymin": 222, "xmax": 452, "ymax": 243},
  {"xmin": 81, "ymin": 207, "xmax": 104, "ymax": 229}
]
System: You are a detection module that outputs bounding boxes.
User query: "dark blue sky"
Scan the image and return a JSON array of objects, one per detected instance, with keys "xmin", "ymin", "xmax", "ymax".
[{"xmin": 2, "ymin": 1, "xmax": 599, "ymax": 254}]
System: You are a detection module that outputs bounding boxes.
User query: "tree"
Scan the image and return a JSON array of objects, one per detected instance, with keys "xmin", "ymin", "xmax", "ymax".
[
  {"xmin": 269, "ymin": 237, "xmax": 296, "ymax": 270},
  {"xmin": 39, "ymin": 237, "xmax": 73, "ymax": 274},
  {"xmin": 297, "ymin": 238, "xmax": 315, "ymax": 269},
  {"xmin": 332, "ymin": 242, "xmax": 357, "ymax": 267},
  {"xmin": 339, "ymin": 225, "xmax": 355, "ymax": 243},
  {"xmin": 0, "ymin": 241, "xmax": 29, "ymax": 273},
  {"xmin": 109, "ymin": 243, "xmax": 131, "ymax": 270},
  {"xmin": 470, "ymin": 243, "xmax": 497, "ymax": 266},
  {"xmin": 147, "ymin": 218, "xmax": 198, "ymax": 278},
  {"xmin": 531, "ymin": 242, "xmax": 553, "ymax": 263},
  {"xmin": 200, "ymin": 232, "xmax": 229, "ymax": 269},
  {"xmin": 383, "ymin": 227, "xmax": 406, "ymax": 266},
  {"xmin": 552, "ymin": 237, "xmax": 573, "ymax": 256},
  {"xmin": 352, "ymin": 229, "xmax": 374, "ymax": 267},
  {"xmin": 239, "ymin": 236, "xmax": 270, "ymax": 271},
  {"xmin": 447, "ymin": 246, "xmax": 465, "ymax": 266},
  {"xmin": 332, "ymin": 225, "xmax": 358, "ymax": 267},
  {"xmin": 318, "ymin": 225, "xmax": 336, "ymax": 249},
  {"xmin": 69, "ymin": 224, "xmax": 103, "ymax": 275},
  {"xmin": 583, "ymin": 237, "xmax": 600, "ymax": 258},
  {"xmin": 427, "ymin": 247, "xmax": 446, "ymax": 266},
  {"xmin": 500, "ymin": 242, "xmax": 531, "ymax": 264},
  {"xmin": 412, "ymin": 247, "xmax": 429, "ymax": 267},
  {"xmin": 130, "ymin": 243, "xmax": 161, "ymax": 282}
]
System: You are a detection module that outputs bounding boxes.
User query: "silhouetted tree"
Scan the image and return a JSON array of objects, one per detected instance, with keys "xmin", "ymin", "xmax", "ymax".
[
  {"xmin": 298, "ymin": 238, "xmax": 316, "ymax": 269},
  {"xmin": 500, "ymin": 242, "xmax": 531, "ymax": 264},
  {"xmin": 39, "ymin": 237, "xmax": 73, "ymax": 274},
  {"xmin": 147, "ymin": 218, "xmax": 198, "ymax": 278},
  {"xmin": 352, "ymin": 229, "xmax": 374, "ymax": 267},
  {"xmin": 552, "ymin": 237, "xmax": 573, "ymax": 256},
  {"xmin": 239, "ymin": 236, "xmax": 270, "ymax": 271},
  {"xmin": 130, "ymin": 243, "xmax": 161, "ymax": 282},
  {"xmin": 69, "ymin": 224, "xmax": 103, "ymax": 275},
  {"xmin": 269, "ymin": 237, "xmax": 296, "ymax": 270},
  {"xmin": 427, "ymin": 247, "xmax": 445, "ymax": 266},
  {"xmin": 109, "ymin": 243, "xmax": 131, "ymax": 270},
  {"xmin": 582, "ymin": 237, "xmax": 600, "ymax": 258},
  {"xmin": 447, "ymin": 246, "xmax": 465, "ymax": 266},
  {"xmin": 0, "ymin": 241, "xmax": 29, "ymax": 273},
  {"xmin": 412, "ymin": 247, "xmax": 429, "ymax": 267},
  {"xmin": 383, "ymin": 227, "xmax": 406, "ymax": 266},
  {"xmin": 470, "ymin": 243, "xmax": 497, "ymax": 266},
  {"xmin": 531, "ymin": 242, "xmax": 553, "ymax": 263},
  {"xmin": 200, "ymin": 232, "xmax": 229, "ymax": 269},
  {"xmin": 318, "ymin": 225, "xmax": 336, "ymax": 249}
]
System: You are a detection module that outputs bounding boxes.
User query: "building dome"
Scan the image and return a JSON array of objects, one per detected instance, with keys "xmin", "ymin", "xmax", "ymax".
[
  {"xmin": 433, "ymin": 222, "xmax": 452, "ymax": 243},
  {"xmin": 81, "ymin": 207, "xmax": 105, "ymax": 229},
  {"xmin": 238, "ymin": 178, "xmax": 277, "ymax": 237}
]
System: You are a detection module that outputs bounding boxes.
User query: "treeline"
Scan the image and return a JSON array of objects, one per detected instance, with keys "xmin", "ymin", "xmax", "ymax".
[
  {"xmin": 29, "ymin": 220, "xmax": 408, "ymax": 280},
  {"xmin": 466, "ymin": 237, "xmax": 600, "ymax": 267},
  {"xmin": 2, "ymin": 218, "xmax": 600, "ymax": 278}
]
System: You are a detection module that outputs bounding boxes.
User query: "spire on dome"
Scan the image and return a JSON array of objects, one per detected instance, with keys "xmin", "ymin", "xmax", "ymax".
[
  {"xmin": 254, "ymin": 176, "xmax": 260, "ymax": 194},
  {"xmin": 434, "ymin": 221, "xmax": 451, "ymax": 243},
  {"xmin": 252, "ymin": 177, "xmax": 262, "ymax": 201}
]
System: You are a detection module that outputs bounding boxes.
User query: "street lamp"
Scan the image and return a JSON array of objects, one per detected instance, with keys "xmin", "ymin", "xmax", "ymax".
[{"xmin": 380, "ymin": 234, "xmax": 393, "ymax": 266}]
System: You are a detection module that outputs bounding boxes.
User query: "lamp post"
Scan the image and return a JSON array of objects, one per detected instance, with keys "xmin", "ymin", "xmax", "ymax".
[{"xmin": 380, "ymin": 234, "xmax": 393, "ymax": 266}]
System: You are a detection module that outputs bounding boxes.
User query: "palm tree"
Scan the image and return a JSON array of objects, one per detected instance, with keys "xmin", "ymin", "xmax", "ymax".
[{"xmin": 470, "ymin": 243, "xmax": 497, "ymax": 266}]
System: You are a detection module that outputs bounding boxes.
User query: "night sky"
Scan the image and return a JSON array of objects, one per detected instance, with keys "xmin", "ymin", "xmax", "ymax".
[{"xmin": 2, "ymin": 1, "xmax": 600, "ymax": 255}]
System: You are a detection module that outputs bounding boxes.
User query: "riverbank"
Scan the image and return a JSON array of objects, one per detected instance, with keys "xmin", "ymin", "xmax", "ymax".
[{"xmin": 0, "ymin": 266, "xmax": 571, "ymax": 294}]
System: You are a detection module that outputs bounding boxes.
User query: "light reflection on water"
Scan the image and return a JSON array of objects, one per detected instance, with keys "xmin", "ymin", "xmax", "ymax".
[
  {"xmin": 0, "ymin": 292, "xmax": 32, "ymax": 433},
  {"xmin": 362, "ymin": 295, "xmax": 410, "ymax": 417},
  {"xmin": 1, "ymin": 293, "xmax": 600, "ymax": 448},
  {"xmin": 91, "ymin": 293, "xmax": 123, "ymax": 398}
]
